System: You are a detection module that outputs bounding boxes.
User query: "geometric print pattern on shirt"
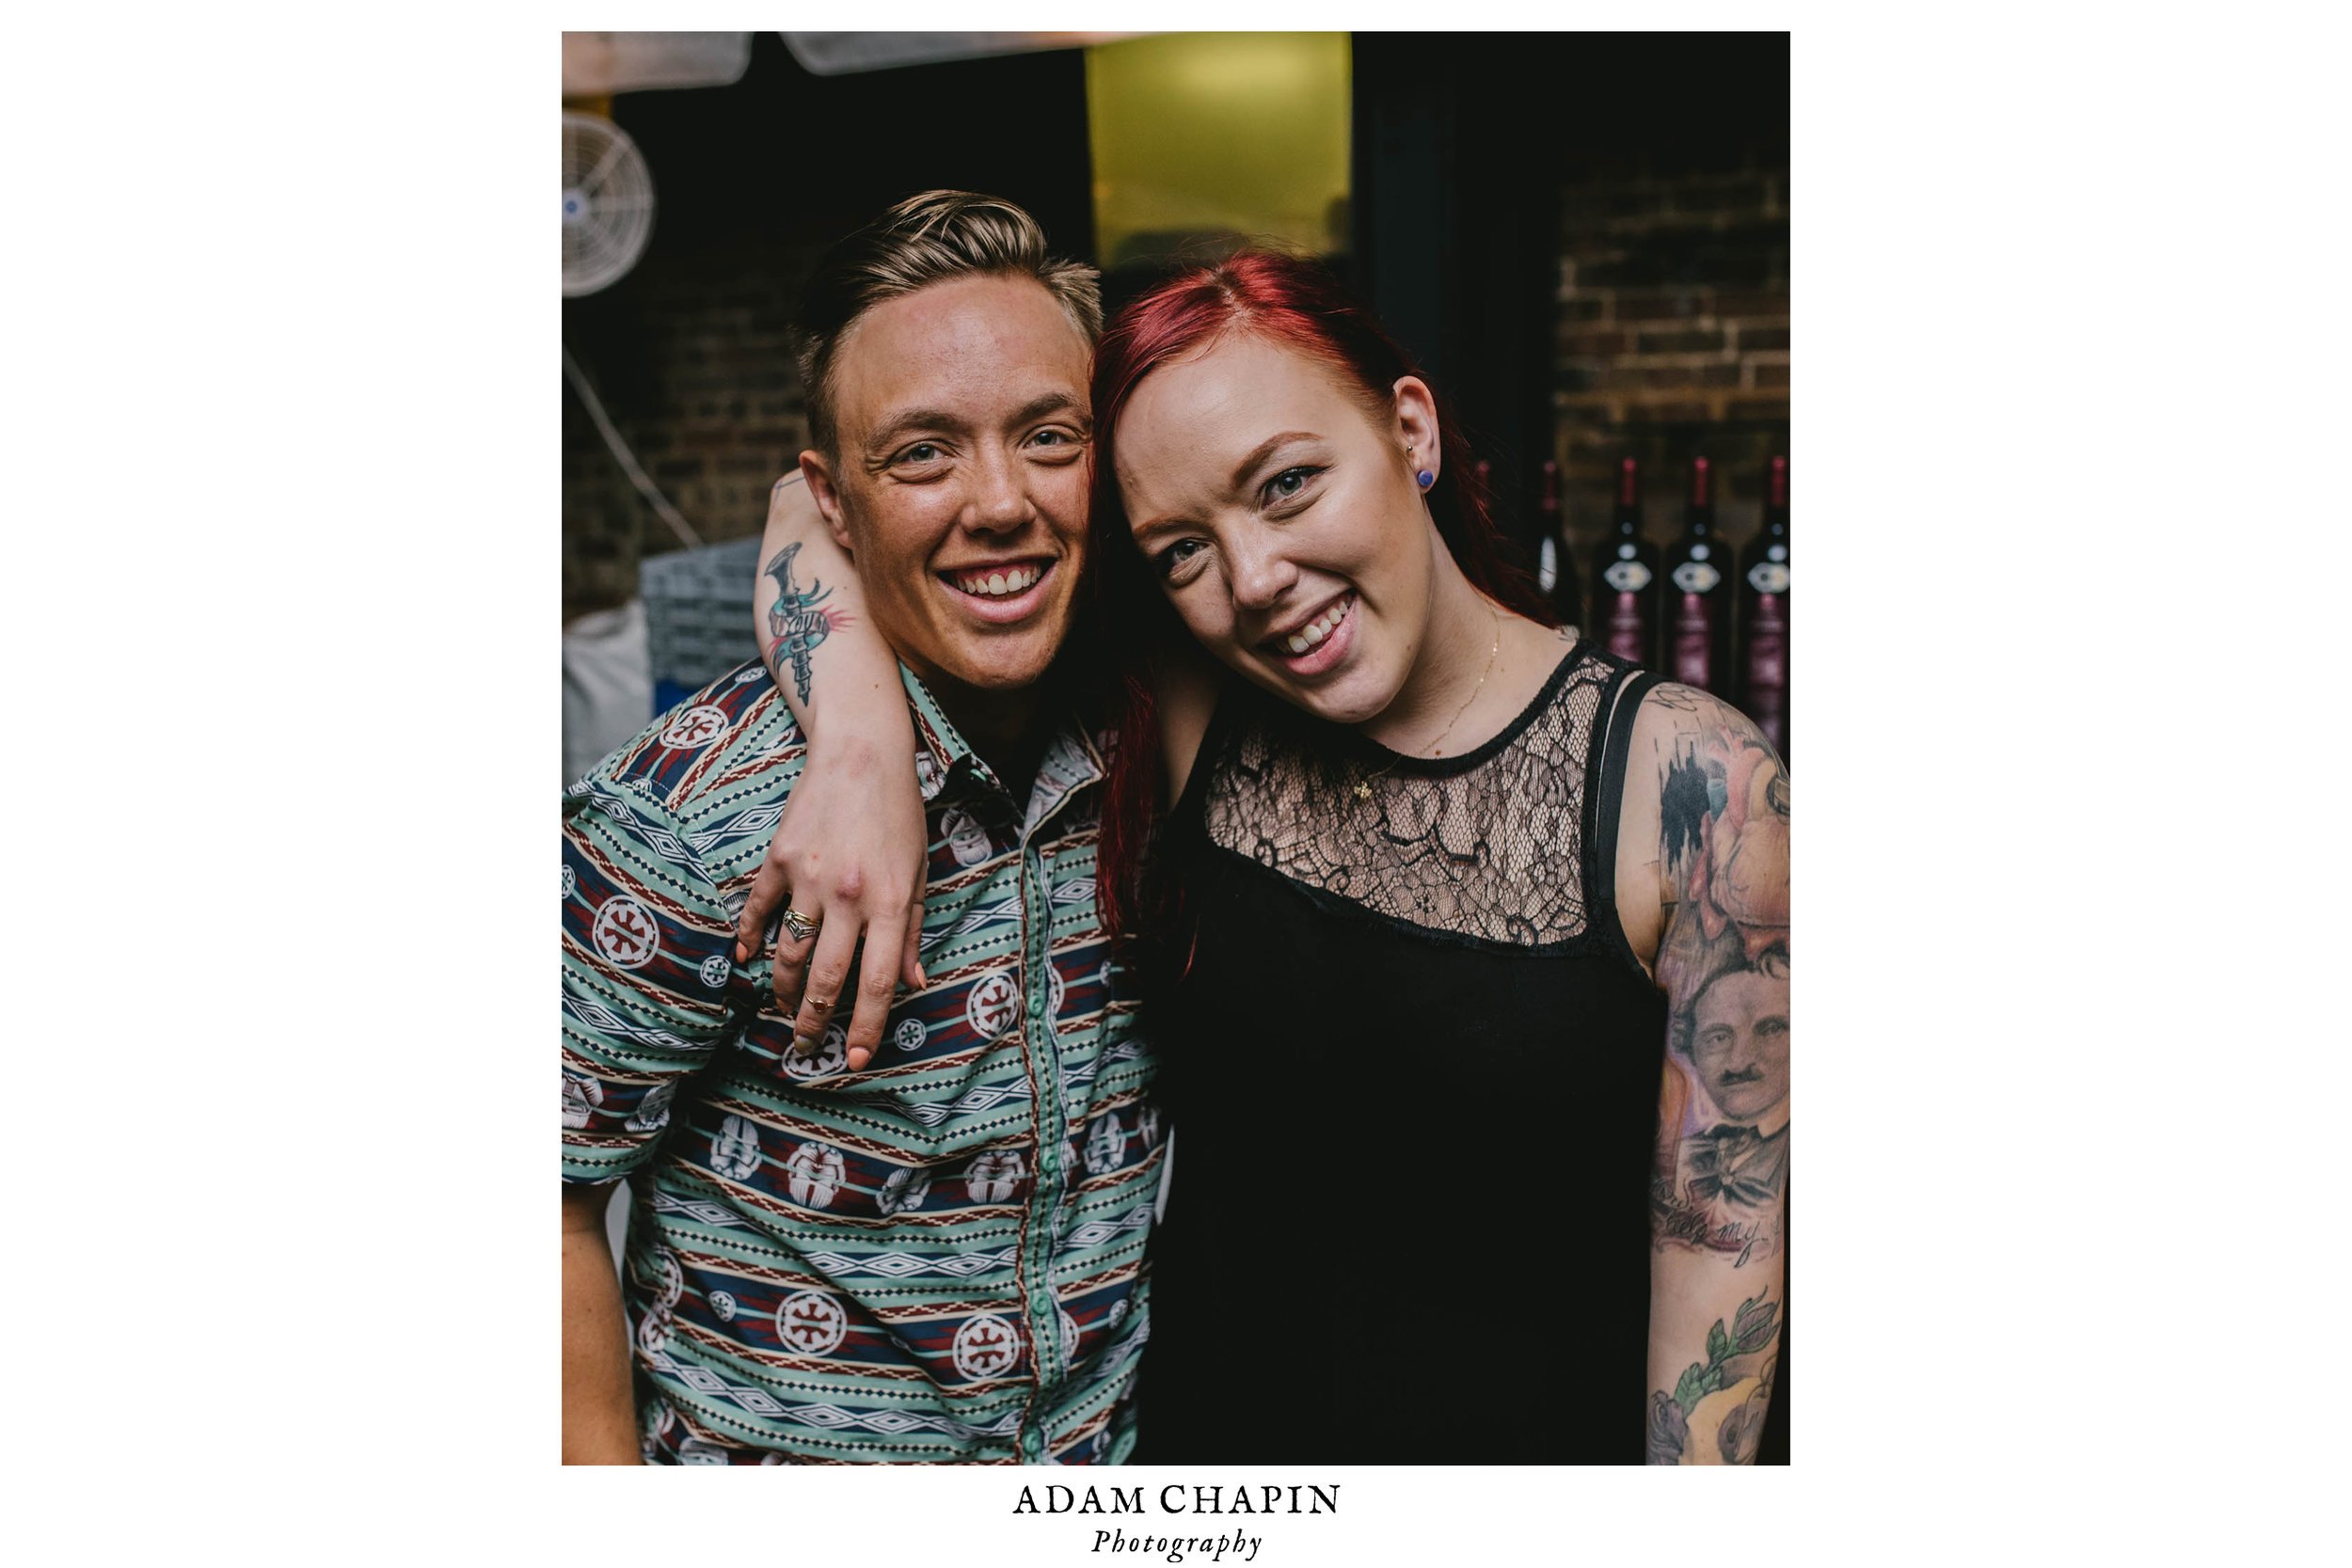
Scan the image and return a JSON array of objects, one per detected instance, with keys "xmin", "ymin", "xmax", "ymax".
[{"xmin": 563, "ymin": 659, "xmax": 1162, "ymax": 1465}]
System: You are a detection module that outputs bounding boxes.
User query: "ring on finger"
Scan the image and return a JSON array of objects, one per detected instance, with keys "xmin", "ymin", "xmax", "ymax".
[
  {"xmin": 781, "ymin": 907, "xmax": 821, "ymax": 942},
  {"xmin": 805, "ymin": 994, "xmax": 833, "ymax": 1011}
]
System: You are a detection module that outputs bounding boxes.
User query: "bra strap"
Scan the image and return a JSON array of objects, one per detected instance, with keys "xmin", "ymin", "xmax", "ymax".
[{"xmin": 1583, "ymin": 655, "xmax": 1665, "ymax": 979}]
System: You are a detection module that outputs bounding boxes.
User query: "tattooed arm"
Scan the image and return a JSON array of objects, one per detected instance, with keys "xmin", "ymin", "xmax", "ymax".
[
  {"xmin": 734, "ymin": 470, "xmax": 928, "ymax": 1071},
  {"xmin": 747, "ymin": 470, "xmax": 896, "ymax": 722},
  {"xmin": 1616, "ymin": 683, "xmax": 1789, "ymax": 1464}
]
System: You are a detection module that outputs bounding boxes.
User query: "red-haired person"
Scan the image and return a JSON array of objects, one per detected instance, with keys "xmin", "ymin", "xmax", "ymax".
[{"xmin": 742, "ymin": 248, "xmax": 1788, "ymax": 1464}]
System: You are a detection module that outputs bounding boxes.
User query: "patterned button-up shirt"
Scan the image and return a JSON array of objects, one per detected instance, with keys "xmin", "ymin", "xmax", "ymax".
[{"xmin": 562, "ymin": 659, "xmax": 1161, "ymax": 1465}]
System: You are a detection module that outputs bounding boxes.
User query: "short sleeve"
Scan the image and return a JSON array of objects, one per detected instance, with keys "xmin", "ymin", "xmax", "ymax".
[{"xmin": 561, "ymin": 773, "xmax": 740, "ymax": 1185}]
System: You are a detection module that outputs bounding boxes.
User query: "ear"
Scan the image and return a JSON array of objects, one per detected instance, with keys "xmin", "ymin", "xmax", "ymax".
[
  {"xmin": 1391, "ymin": 376, "xmax": 1440, "ymax": 486},
  {"xmin": 799, "ymin": 450, "xmax": 855, "ymax": 555}
]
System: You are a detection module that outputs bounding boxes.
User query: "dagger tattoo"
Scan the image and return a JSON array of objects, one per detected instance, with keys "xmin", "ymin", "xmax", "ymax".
[{"xmin": 764, "ymin": 541, "xmax": 850, "ymax": 707}]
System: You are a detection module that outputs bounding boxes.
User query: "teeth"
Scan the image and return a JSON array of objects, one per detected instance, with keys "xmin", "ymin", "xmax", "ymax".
[
  {"xmin": 1280, "ymin": 598, "xmax": 1349, "ymax": 655},
  {"xmin": 956, "ymin": 565, "xmax": 1041, "ymax": 597}
]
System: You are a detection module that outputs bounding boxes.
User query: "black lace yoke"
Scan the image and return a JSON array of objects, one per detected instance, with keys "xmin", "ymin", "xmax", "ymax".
[
  {"xmin": 1136, "ymin": 640, "xmax": 1672, "ymax": 1464},
  {"xmin": 1200, "ymin": 638, "xmax": 1628, "ymax": 952}
]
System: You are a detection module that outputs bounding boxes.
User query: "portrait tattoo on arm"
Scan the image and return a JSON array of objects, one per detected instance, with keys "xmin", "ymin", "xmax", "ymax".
[
  {"xmin": 762, "ymin": 541, "xmax": 854, "ymax": 707},
  {"xmin": 1644, "ymin": 693, "xmax": 1788, "ymax": 1463},
  {"xmin": 1649, "ymin": 699, "xmax": 1790, "ymax": 1267}
]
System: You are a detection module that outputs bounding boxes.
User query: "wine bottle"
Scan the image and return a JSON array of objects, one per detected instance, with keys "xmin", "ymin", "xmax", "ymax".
[
  {"xmin": 1662, "ymin": 456, "xmax": 1732, "ymax": 692},
  {"xmin": 1738, "ymin": 455, "xmax": 1790, "ymax": 756},
  {"xmin": 1537, "ymin": 460, "xmax": 1582, "ymax": 627},
  {"xmin": 1590, "ymin": 455, "xmax": 1661, "ymax": 666}
]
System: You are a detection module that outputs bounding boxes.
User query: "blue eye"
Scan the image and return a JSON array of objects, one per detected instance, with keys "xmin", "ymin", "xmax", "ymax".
[
  {"xmin": 1155, "ymin": 539, "xmax": 1204, "ymax": 577},
  {"xmin": 1263, "ymin": 467, "xmax": 1318, "ymax": 505},
  {"xmin": 1025, "ymin": 427, "xmax": 1086, "ymax": 462}
]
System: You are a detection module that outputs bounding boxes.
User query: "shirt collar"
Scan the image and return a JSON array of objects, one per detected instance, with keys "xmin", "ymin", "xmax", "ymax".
[{"xmin": 898, "ymin": 662, "xmax": 1105, "ymax": 824}]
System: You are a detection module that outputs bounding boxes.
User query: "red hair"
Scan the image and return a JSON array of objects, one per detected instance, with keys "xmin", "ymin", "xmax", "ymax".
[{"xmin": 1087, "ymin": 249, "xmax": 1553, "ymax": 945}]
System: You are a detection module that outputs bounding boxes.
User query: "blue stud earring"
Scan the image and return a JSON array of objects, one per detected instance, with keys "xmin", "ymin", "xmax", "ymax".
[{"xmin": 1410, "ymin": 446, "xmax": 1435, "ymax": 491}]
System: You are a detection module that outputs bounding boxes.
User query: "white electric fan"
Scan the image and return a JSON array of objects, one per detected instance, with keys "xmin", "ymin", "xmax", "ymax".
[{"xmin": 562, "ymin": 111, "xmax": 655, "ymax": 297}]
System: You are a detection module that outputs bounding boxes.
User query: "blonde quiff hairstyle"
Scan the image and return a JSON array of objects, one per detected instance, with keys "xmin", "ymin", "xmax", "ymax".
[{"xmin": 794, "ymin": 190, "xmax": 1104, "ymax": 460}]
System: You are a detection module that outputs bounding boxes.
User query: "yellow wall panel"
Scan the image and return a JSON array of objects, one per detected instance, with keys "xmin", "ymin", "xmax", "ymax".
[{"xmin": 1086, "ymin": 33, "xmax": 1351, "ymax": 268}]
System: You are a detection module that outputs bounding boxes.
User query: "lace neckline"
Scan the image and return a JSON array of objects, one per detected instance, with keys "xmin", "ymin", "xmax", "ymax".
[
  {"xmin": 1340, "ymin": 637, "xmax": 1590, "ymax": 778},
  {"xmin": 1189, "ymin": 637, "xmax": 1627, "ymax": 952}
]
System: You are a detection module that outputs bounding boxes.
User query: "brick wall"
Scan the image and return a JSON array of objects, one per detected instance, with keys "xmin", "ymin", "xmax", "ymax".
[
  {"xmin": 1551, "ymin": 153, "xmax": 1789, "ymax": 552},
  {"xmin": 564, "ymin": 149, "xmax": 1788, "ymax": 625},
  {"xmin": 562, "ymin": 234, "xmax": 822, "ymax": 624}
]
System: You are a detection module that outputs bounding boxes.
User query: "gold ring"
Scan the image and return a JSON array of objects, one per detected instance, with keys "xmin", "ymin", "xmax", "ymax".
[{"xmin": 781, "ymin": 907, "xmax": 820, "ymax": 942}]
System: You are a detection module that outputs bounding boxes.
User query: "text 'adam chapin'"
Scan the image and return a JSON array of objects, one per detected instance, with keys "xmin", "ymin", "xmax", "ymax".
[{"xmin": 1013, "ymin": 1484, "xmax": 1340, "ymax": 1515}]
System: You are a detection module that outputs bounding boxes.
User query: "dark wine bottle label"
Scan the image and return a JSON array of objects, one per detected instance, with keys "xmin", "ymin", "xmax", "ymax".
[
  {"xmin": 1671, "ymin": 597, "xmax": 1716, "ymax": 689},
  {"xmin": 1603, "ymin": 599, "xmax": 1648, "ymax": 663},
  {"xmin": 1742, "ymin": 595, "xmax": 1788, "ymax": 752}
]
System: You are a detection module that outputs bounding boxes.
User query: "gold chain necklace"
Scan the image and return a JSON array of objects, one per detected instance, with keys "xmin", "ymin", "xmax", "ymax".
[{"xmin": 1354, "ymin": 605, "xmax": 1502, "ymax": 800}]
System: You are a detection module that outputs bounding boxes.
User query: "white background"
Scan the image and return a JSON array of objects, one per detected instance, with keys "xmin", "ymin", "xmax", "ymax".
[{"xmin": 6, "ymin": 0, "xmax": 2342, "ymax": 1560}]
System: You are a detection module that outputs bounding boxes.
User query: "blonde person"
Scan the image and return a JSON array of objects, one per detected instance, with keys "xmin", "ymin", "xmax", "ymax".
[{"xmin": 563, "ymin": 193, "xmax": 1160, "ymax": 1465}]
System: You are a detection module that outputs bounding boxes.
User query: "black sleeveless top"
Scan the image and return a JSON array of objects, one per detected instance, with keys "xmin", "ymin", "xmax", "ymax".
[{"xmin": 1136, "ymin": 640, "xmax": 1665, "ymax": 1464}]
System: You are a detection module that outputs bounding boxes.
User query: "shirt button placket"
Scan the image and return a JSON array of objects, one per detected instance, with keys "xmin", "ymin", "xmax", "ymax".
[{"xmin": 1018, "ymin": 839, "xmax": 1064, "ymax": 1464}]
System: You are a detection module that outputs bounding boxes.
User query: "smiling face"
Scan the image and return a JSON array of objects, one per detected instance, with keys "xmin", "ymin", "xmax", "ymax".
[
  {"xmin": 1113, "ymin": 331, "xmax": 1445, "ymax": 727},
  {"xmin": 807, "ymin": 274, "xmax": 1093, "ymax": 704},
  {"xmin": 1688, "ymin": 967, "xmax": 1790, "ymax": 1124}
]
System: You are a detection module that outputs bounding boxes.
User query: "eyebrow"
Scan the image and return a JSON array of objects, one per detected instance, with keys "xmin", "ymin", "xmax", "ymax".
[
  {"xmin": 1012, "ymin": 390, "xmax": 1090, "ymax": 430},
  {"xmin": 863, "ymin": 408, "xmax": 962, "ymax": 463},
  {"xmin": 1229, "ymin": 431, "xmax": 1320, "ymax": 492},
  {"xmin": 1131, "ymin": 431, "xmax": 1322, "ymax": 540},
  {"xmin": 862, "ymin": 392, "xmax": 1090, "ymax": 462}
]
